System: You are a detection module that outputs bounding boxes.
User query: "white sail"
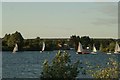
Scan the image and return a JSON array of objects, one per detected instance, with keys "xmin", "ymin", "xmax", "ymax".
[
  {"xmin": 42, "ymin": 42, "xmax": 45, "ymax": 51},
  {"xmin": 114, "ymin": 42, "xmax": 120, "ymax": 53},
  {"xmin": 13, "ymin": 44, "xmax": 18, "ymax": 53},
  {"xmin": 93, "ymin": 45, "xmax": 97, "ymax": 52},
  {"xmin": 77, "ymin": 42, "xmax": 83, "ymax": 52}
]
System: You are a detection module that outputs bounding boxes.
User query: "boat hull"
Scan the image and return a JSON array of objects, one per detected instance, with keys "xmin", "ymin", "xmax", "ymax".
[
  {"xmin": 77, "ymin": 52, "xmax": 90, "ymax": 54},
  {"xmin": 83, "ymin": 52, "xmax": 90, "ymax": 54},
  {"xmin": 91, "ymin": 52, "xmax": 97, "ymax": 54},
  {"xmin": 114, "ymin": 52, "xmax": 120, "ymax": 54},
  {"xmin": 77, "ymin": 52, "xmax": 83, "ymax": 54}
]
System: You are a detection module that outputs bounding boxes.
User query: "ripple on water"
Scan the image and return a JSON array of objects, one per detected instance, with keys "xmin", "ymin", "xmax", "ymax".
[{"xmin": 2, "ymin": 51, "xmax": 119, "ymax": 78}]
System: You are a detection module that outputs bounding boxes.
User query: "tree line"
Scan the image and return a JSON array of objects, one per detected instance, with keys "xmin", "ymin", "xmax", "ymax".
[{"xmin": 2, "ymin": 31, "xmax": 120, "ymax": 52}]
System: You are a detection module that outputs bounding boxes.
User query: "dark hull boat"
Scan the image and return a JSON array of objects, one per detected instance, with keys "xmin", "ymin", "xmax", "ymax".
[
  {"xmin": 77, "ymin": 42, "xmax": 90, "ymax": 54},
  {"xmin": 82, "ymin": 52, "xmax": 90, "ymax": 54},
  {"xmin": 77, "ymin": 52, "xmax": 90, "ymax": 54},
  {"xmin": 77, "ymin": 52, "xmax": 82, "ymax": 54}
]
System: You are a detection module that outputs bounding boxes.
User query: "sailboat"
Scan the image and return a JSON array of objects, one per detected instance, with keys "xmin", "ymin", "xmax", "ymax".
[
  {"xmin": 76, "ymin": 42, "xmax": 90, "ymax": 54},
  {"xmin": 91, "ymin": 44, "xmax": 97, "ymax": 54},
  {"xmin": 114, "ymin": 42, "xmax": 120, "ymax": 54},
  {"xmin": 76, "ymin": 42, "xmax": 83, "ymax": 54},
  {"xmin": 40, "ymin": 42, "xmax": 45, "ymax": 53},
  {"xmin": 12, "ymin": 44, "xmax": 18, "ymax": 53}
]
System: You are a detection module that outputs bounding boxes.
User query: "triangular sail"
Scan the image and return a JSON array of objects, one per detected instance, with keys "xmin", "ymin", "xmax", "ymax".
[
  {"xmin": 93, "ymin": 45, "xmax": 97, "ymax": 52},
  {"xmin": 114, "ymin": 42, "xmax": 120, "ymax": 53},
  {"xmin": 77, "ymin": 42, "xmax": 83, "ymax": 52},
  {"xmin": 13, "ymin": 44, "xmax": 18, "ymax": 53},
  {"xmin": 42, "ymin": 42, "xmax": 45, "ymax": 51}
]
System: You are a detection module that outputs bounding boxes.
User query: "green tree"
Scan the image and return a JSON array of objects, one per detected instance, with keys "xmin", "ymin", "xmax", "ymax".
[
  {"xmin": 108, "ymin": 42, "xmax": 115, "ymax": 52},
  {"xmin": 45, "ymin": 40, "xmax": 54, "ymax": 51},
  {"xmin": 3, "ymin": 34, "xmax": 10, "ymax": 42},
  {"xmin": 80, "ymin": 36, "xmax": 91, "ymax": 49},
  {"xmin": 2, "ymin": 34, "xmax": 10, "ymax": 46},
  {"xmin": 31, "ymin": 37, "xmax": 41, "ymax": 50},
  {"xmin": 70, "ymin": 35, "xmax": 80, "ymax": 50},
  {"xmin": 40, "ymin": 51, "xmax": 79, "ymax": 80},
  {"xmin": 7, "ymin": 31, "xmax": 24, "ymax": 50}
]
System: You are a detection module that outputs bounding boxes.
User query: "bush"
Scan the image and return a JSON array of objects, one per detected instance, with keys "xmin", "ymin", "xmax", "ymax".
[
  {"xmin": 40, "ymin": 51, "xmax": 79, "ymax": 80},
  {"xmin": 92, "ymin": 58, "xmax": 119, "ymax": 79}
]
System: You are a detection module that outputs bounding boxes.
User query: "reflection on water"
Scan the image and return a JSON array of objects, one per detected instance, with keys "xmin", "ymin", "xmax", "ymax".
[{"xmin": 2, "ymin": 51, "xmax": 119, "ymax": 78}]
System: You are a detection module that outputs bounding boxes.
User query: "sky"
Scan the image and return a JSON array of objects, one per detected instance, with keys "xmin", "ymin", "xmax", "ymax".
[{"xmin": 1, "ymin": 1, "xmax": 119, "ymax": 39}]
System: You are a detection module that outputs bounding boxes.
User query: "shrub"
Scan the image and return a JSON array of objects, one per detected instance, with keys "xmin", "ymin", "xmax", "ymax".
[
  {"xmin": 40, "ymin": 51, "xmax": 79, "ymax": 80},
  {"xmin": 92, "ymin": 58, "xmax": 119, "ymax": 79}
]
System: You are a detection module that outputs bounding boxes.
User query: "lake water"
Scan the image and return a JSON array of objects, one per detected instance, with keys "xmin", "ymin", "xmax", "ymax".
[{"xmin": 2, "ymin": 51, "xmax": 120, "ymax": 78}]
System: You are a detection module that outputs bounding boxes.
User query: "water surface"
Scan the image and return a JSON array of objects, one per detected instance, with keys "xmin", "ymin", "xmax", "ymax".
[{"xmin": 2, "ymin": 51, "xmax": 119, "ymax": 78}]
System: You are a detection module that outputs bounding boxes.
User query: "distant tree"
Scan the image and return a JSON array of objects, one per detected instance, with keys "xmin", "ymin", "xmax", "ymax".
[
  {"xmin": 108, "ymin": 42, "xmax": 115, "ymax": 52},
  {"xmin": 31, "ymin": 37, "xmax": 41, "ymax": 50},
  {"xmin": 45, "ymin": 40, "xmax": 54, "ymax": 51},
  {"xmin": 2, "ymin": 34, "xmax": 11, "ymax": 46},
  {"xmin": 7, "ymin": 31, "xmax": 24, "ymax": 50},
  {"xmin": 99, "ymin": 43, "xmax": 103, "ymax": 51},
  {"xmin": 70, "ymin": 35, "xmax": 80, "ymax": 50},
  {"xmin": 36, "ymin": 37, "xmax": 40, "ymax": 40},
  {"xmin": 40, "ymin": 51, "xmax": 80, "ymax": 80},
  {"xmin": 3, "ymin": 34, "xmax": 10, "ymax": 42},
  {"xmin": 80, "ymin": 36, "xmax": 91, "ymax": 49},
  {"xmin": 93, "ymin": 40, "xmax": 100, "ymax": 50}
]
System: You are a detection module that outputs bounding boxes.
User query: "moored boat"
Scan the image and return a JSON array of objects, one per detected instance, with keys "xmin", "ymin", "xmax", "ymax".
[
  {"xmin": 114, "ymin": 42, "xmax": 120, "ymax": 54},
  {"xmin": 76, "ymin": 42, "xmax": 90, "ymax": 54},
  {"xmin": 91, "ymin": 44, "xmax": 97, "ymax": 54}
]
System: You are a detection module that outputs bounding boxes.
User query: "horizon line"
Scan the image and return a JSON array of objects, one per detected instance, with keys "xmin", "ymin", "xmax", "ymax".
[{"xmin": 1, "ymin": 35, "xmax": 119, "ymax": 39}]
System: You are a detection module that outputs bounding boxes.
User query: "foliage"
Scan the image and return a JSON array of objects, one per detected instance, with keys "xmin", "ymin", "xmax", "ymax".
[
  {"xmin": 3, "ymin": 34, "xmax": 10, "ymax": 46},
  {"xmin": 70, "ymin": 35, "xmax": 80, "ymax": 50},
  {"xmin": 2, "ymin": 31, "xmax": 24, "ymax": 50},
  {"xmin": 80, "ymin": 36, "xmax": 92, "ymax": 49},
  {"xmin": 93, "ymin": 39, "xmax": 115, "ymax": 52},
  {"xmin": 108, "ymin": 42, "xmax": 115, "ymax": 52},
  {"xmin": 3, "ymin": 34, "xmax": 10, "ymax": 41},
  {"xmin": 40, "ymin": 51, "xmax": 80, "ymax": 80},
  {"xmin": 87, "ymin": 58, "xmax": 119, "ymax": 79},
  {"xmin": 23, "ymin": 38, "xmax": 41, "ymax": 51},
  {"xmin": 2, "ymin": 32, "xmax": 119, "ymax": 52},
  {"xmin": 7, "ymin": 31, "xmax": 24, "ymax": 47}
]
